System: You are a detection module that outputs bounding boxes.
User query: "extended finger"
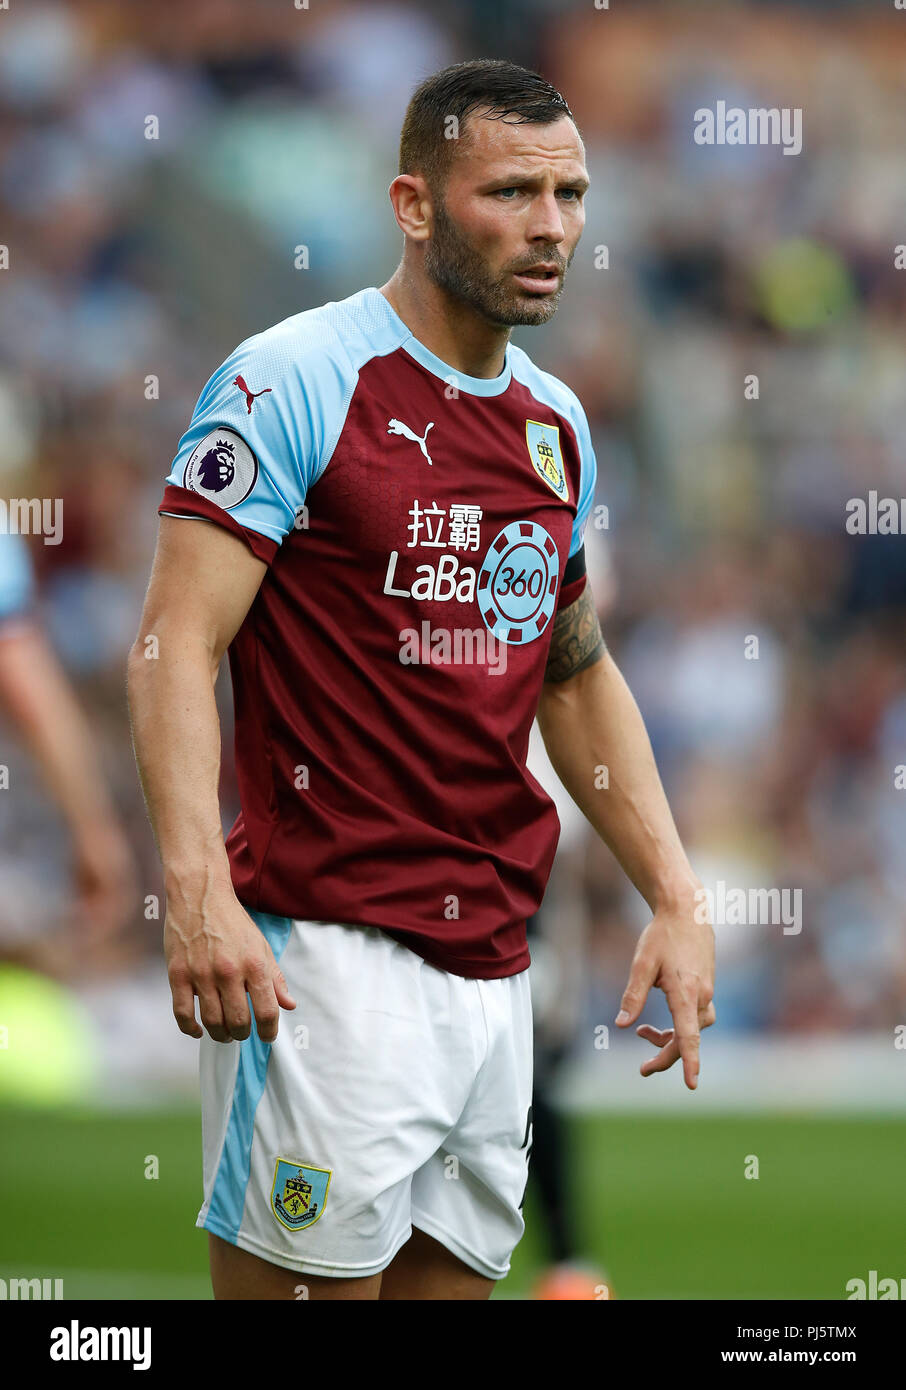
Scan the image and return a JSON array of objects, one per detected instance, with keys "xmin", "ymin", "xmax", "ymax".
[
  {"xmin": 640, "ymin": 1038, "xmax": 680, "ymax": 1077},
  {"xmin": 663, "ymin": 979, "xmax": 702, "ymax": 1089},
  {"xmin": 637, "ymin": 1024, "xmax": 673, "ymax": 1047}
]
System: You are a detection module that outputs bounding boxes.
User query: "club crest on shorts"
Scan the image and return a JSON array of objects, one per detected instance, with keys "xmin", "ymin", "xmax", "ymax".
[
  {"xmin": 271, "ymin": 1159, "xmax": 331, "ymax": 1232},
  {"xmin": 525, "ymin": 420, "xmax": 568, "ymax": 501}
]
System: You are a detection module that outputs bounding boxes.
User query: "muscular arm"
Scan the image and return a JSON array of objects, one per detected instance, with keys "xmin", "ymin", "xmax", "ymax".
[
  {"xmin": 538, "ymin": 587, "xmax": 697, "ymax": 909},
  {"xmin": 536, "ymin": 586, "xmax": 715, "ymax": 1089},
  {"xmin": 127, "ymin": 516, "xmax": 295, "ymax": 1042}
]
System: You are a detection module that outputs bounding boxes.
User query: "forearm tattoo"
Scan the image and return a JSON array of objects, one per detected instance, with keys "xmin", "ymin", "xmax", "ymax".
[{"xmin": 544, "ymin": 586, "xmax": 606, "ymax": 683}]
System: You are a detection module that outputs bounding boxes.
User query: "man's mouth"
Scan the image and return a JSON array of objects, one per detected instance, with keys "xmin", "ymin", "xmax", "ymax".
[{"xmin": 512, "ymin": 264, "xmax": 561, "ymax": 295}]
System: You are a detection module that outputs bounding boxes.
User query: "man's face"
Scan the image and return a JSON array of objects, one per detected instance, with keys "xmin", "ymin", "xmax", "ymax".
[{"xmin": 422, "ymin": 113, "xmax": 588, "ymax": 328}]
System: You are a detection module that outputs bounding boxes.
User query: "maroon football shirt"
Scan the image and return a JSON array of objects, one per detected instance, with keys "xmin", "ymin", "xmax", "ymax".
[{"xmin": 160, "ymin": 287, "xmax": 597, "ymax": 977}]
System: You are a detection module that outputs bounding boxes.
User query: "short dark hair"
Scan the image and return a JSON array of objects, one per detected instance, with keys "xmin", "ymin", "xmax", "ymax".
[{"xmin": 399, "ymin": 59, "xmax": 576, "ymax": 195}]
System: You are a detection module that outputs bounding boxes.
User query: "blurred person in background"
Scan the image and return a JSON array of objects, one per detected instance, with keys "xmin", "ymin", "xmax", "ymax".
[{"xmin": 0, "ymin": 531, "xmax": 136, "ymax": 967}]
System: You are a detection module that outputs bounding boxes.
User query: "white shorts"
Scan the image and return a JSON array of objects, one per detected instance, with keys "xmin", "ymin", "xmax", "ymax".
[{"xmin": 197, "ymin": 911, "xmax": 534, "ymax": 1281}]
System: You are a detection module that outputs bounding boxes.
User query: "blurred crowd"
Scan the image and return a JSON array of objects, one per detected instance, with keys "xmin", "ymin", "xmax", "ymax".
[{"xmin": 0, "ymin": 0, "xmax": 904, "ymax": 1077}]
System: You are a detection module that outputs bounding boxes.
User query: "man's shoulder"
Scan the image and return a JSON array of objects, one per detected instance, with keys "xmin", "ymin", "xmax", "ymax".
[
  {"xmin": 507, "ymin": 341, "xmax": 587, "ymax": 429},
  {"xmin": 231, "ymin": 287, "xmax": 407, "ymax": 379}
]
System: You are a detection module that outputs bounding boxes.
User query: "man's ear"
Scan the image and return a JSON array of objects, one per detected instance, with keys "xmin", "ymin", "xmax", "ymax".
[{"xmin": 388, "ymin": 174, "xmax": 433, "ymax": 243}]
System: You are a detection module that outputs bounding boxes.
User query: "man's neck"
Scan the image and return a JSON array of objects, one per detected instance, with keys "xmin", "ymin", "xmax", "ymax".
[{"xmin": 378, "ymin": 271, "xmax": 510, "ymax": 380}]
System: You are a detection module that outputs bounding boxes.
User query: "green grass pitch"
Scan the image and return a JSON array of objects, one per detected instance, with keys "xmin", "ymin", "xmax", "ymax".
[{"xmin": 0, "ymin": 1107, "xmax": 900, "ymax": 1300}]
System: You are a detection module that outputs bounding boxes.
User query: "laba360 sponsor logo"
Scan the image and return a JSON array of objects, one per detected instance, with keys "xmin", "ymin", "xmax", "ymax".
[
  {"xmin": 384, "ymin": 498, "xmax": 484, "ymax": 603},
  {"xmin": 385, "ymin": 550, "xmax": 476, "ymax": 603}
]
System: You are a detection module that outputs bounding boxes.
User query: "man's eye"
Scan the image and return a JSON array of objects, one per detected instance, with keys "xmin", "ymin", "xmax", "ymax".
[
  {"xmin": 558, "ymin": 189, "xmax": 581, "ymax": 201},
  {"xmin": 495, "ymin": 187, "xmax": 520, "ymax": 199}
]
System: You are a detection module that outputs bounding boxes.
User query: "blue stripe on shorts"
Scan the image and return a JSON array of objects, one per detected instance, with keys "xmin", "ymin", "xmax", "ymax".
[{"xmin": 206, "ymin": 910, "xmax": 294, "ymax": 1242}]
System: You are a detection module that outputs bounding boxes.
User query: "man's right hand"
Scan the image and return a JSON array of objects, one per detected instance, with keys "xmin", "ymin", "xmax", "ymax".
[{"xmin": 164, "ymin": 885, "xmax": 296, "ymax": 1044}]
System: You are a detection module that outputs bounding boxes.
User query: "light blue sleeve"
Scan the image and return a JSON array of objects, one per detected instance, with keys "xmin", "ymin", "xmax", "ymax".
[
  {"xmin": 0, "ymin": 533, "xmax": 35, "ymax": 622},
  {"xmin": 567, "ymin": 396, "xmax": 598, "ymax": 559},
  {"xmin": 164, "ymin": 322, "xmax": 355, "ymax": 544}
]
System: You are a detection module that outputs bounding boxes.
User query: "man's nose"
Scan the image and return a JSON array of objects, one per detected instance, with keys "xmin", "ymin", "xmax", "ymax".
[{"xmin": 527, "ymin": 192, "xmax": 565, "ymax": 246}]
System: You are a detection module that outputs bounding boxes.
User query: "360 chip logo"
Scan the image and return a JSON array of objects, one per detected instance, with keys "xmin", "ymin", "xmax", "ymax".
[{"xmin": 478, "ymin": 521, "xmax": 559, "ymax": 645}]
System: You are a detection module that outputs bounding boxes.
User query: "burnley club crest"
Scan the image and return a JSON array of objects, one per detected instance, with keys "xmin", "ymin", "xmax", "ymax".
[
  {"xmin": 525, "ymin": 420, "xmax": 568, "ymax": 501},
  {"xmin": 271, "ymin": 1159, "xmax": 331, "ymax": 1232}
]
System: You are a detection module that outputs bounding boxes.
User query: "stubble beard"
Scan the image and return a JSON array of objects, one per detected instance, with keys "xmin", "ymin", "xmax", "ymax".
[{"xmin": 423, "ymin": 198, "xmax": 569, "ymax": 328}]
